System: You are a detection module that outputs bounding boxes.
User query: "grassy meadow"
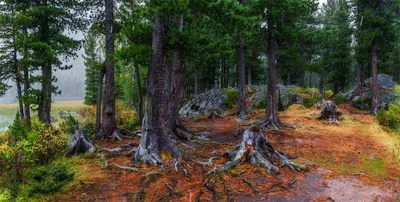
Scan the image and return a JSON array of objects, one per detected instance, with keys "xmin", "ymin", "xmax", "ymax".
[{"xmin": 0, "ymin": 100, "xmax": 85, "ymax": 132}]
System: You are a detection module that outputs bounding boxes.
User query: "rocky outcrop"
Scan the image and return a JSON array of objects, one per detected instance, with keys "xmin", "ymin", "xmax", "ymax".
[
  {"xmin": 179, "ymin": 89, "xmax": 231, "ymax": 116},
  {"xmin": 344, "ymin": 74, "xmax": 398, "ymax": 110}
]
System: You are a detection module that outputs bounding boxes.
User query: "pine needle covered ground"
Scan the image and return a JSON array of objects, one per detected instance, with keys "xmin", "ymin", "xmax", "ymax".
[{"xmin": 42, "ymin": 103, "xmax": 400, "ymax": 201}]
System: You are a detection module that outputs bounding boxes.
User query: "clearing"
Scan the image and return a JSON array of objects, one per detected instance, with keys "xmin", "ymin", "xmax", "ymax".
[{"xmin": 50, "ymin": 104, "xmax": 400, "ymax": 201}]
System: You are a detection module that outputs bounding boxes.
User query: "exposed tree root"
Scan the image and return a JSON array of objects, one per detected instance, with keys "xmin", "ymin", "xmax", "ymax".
[
  {"xmin": 195, "ymin": 191, "xmax": 203, "ymax": 202},
  {"xmin": 192, "ymin": 157, "xmax": 218, "ymax": 170},
  {"xmin": 266, "ymin": 182, "xmax": 283, "ymax": 193},
  {"xmin": 318, "ymin": 101, "xmax": 343, "ymax": 123},
  {"xmin": 136, "ymin": 172, "xmax": 162, "ymax": 202},
  {"xmin": 241, "ymin": 176, "xmax": 259, "ymax": 199},
  {"xmin": 105, "ymin": 161, "xmax": 139, "ymax": 172},
  {"xmin": 98, "ymin": 147, "xmax": 122, "ymax": 153},
  {"xmin": 209, "ymin": 127, "xmax": 306, "ymax": 175},
  {"xmin": 204, "ymin": 178, "xmax": 222, "ymax": 201}
]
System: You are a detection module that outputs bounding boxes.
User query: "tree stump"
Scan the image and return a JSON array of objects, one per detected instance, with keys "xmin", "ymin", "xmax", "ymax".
[
  {"xmin": 209, "ymin": 127, "xmax": 306, "ymax": 174},
  {"xmin": 318, "ymin": 101, "xmax": 343, "ymax": 123},
  {"xmin": 67, "ymin": 130, "xmax": 95, "ymax": 155}
]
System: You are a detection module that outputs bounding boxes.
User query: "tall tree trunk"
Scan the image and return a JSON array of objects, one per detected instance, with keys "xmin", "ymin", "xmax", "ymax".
[
  {"xmin": 194, "ymin": 68, "xmax": 199, "ymax": 96},
  {"xmin": 97, "ymin": 0, "xmax": 116, "ymax": 138},
  {"xmin": 13, "ymin": 33, "xmax": 24, "ymax": 120},
  {"xmin": 134, "ymin": 62, "xmax": 143, "ymax": 125},
  {"xmin": 38, "ymin": 5, "xmax": 51, "ymax": 123},
  {"xmin": 135, "ymin": 15, "xmax": 179, "ymax": 164},
  {"xmin": 23, "ymin": 69, "xmax": 30, "ymax": 122},
  {"xmin": 235, "ymin": 33, "xmax": 246, "ymax": 118},
  {"xmin": 248, "ymin": 65, "xmax": 252, "ymax": 86},
  {"xmin": 95, "ymin": 67, "xmax": 105, "ymax": 136},
  {"xmin": 371, "ymin": 39, "xmax": 379, "ymax": 114},
  {"xmin": 167, "ymin": 50, "xmax": 191, "ymax": 140},
  {"xmin": 261, "ymin": 20, "xmax": 281, "ymax": 129}
]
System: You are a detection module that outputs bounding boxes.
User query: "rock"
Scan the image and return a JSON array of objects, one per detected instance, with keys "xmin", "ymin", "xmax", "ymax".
[
  {"xmin": 277, "ymin": 84, "xmax": 291, "ymax": 111},
  {"xmin": 345, "ymin": 74, "xmax": 398, "ymax": 110},
  {"xmin": 179, "ymin": 89, "xmax": 231, "ymax": 116}
]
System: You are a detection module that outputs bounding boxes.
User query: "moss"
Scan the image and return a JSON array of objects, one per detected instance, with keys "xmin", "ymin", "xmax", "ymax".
[{"xmin": 222, "ymin": 89, "xmax": 239, "ymax": 109}]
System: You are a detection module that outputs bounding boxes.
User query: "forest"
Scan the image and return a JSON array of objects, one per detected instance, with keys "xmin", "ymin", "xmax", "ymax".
[{"xmin": 0, "ymin": 0, "xmax": 400, "ymax": 201}]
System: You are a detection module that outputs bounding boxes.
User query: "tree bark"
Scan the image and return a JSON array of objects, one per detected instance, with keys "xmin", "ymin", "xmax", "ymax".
[
  {"xmin": 23, "ymin": 69, "xmax": 30, "ymax": 122},
  {"xmin": 235, "ymin": 33, "xmax": 246, "ymax": 118},
  {"xmin": 371, "ymin": 38, "xmax": 379, "ymax": 114},
  {"xmin": 97, "ymin": 0, "xmax": 117, "ymax": 139},
  {"xmin": 135, "ymin": 15, "xmax": 179, "ymax": 164},
  {"xmin": 261, "ymin": 20, "xmax": 282, "ymax": 129},
  {"xmin": 13, "ymin": 33, "xmax": 24, "ymax": 120},
  {"xmin": 95, "ymin": 66, "xmax": 105, "ymax": 136}
]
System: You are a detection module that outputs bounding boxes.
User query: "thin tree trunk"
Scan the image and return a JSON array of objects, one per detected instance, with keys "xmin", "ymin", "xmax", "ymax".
[
  {"xmin": 23, "ymin": 69, "xmax": 30, "ymax": 122},
  {"xmin": 248, "ymin": 65, "xmax": 252, "ymax": 86},
  {"xmin": 299, "ymin": 68, "xmax": 305, "ymax": 88},
  {"xmin": 13, "ymin": 32, "xmax": 24, "ymax": 119},
  {"xmin": 371, "ymin": 39, "xmax": 379, "ymax": 114},
  {"xmin": 95, "ymin": 66, "xmax": 105, "ymax": 136},
  {"xmin": 236, "ymin": 33, "xmax": 246, "ymax": 118},
  {"xmin": 97, "ymin": 0, "xmax": 116, "ymax": 138}
]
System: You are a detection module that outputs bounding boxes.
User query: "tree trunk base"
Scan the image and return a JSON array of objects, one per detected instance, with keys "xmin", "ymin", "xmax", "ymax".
[
  {"xmin": 209, "ymin": 127, "xmax": 306, "ymax": 174},
  {"xmin": 259, "ymin": 117, "xmax": 286, "ymax": 130},
  {"xmin": 318, "ymin": 101, "xmax": 343, "ymax": 123}
]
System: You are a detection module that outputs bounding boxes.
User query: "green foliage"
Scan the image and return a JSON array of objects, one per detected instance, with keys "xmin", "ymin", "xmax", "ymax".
[
  {"xmin": 289, "ymin": 87, "xmax": 322, "ymax": 108},
  {"xmin": 333, "ymin": 94, "xmax": 345, "ymax": 105},
  {"xmin": 9, "ymin": 112, "xmax": 29, "ymax": 144},
  {"xmin": 83, "ymin": 29, "xmax": 103, "ymax": 106},
  {"xmin": 59, "ymin": 115, "xmax": 79, "ymax": 135},
  {"xmin": 376, "ymin": 104, "xmax": 400, "ymax": 134},
  {"xmin": 222, "ymin": 89, "xmax": 239, "ymax": 109},
  {"xmin": 325, "ymin": 90, "xmax": 334, "ymax": 99},
  {"xmin": 28, "ymin": 163, "xmax": 74, "ymax": 195}
]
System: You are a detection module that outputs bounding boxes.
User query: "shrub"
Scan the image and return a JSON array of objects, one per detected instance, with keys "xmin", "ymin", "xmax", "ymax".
[
  {"xmin": 9, "ymin": 112, "xmax": 29, "ymax": 144},
  {"xmin": 28, "ymin": 118, "xmax": 68, "ymax": 164},
  {"xmin": 222, "ymin": 89, "xmax": 239, "ymax": 109},
  {"xmin": 78, "ymin": 106, "xmax": 96, "ymax": 125},
  {"xmin": 116, "ymin": 100, "xmax": 138, "ymax": 130},
  {"xmin": 302, "ymin": 96, "xmax": 320, "ymax": 108},
  {"xmin": 28, "ymin": 163, "xmax": 74, "ymax": 195},
  {"xmin": 59, "ymin": 115, "xmax": 79, "ymax": 134},
  {"xmin": 333, "ymin": 94, "xmax": 346, "ymax": 105},
  {"xmin": 376, "ymin": 104, "xmax": 400, "ymax": 133},
  {"xmin": 325, "ymin": 90, "xmax": 334, "ymax": 99}
]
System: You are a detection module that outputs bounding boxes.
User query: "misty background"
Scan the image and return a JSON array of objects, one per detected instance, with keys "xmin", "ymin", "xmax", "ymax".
[{"xmin": 0, "ymin": 0, "xmax": 328, "ymax": 104}]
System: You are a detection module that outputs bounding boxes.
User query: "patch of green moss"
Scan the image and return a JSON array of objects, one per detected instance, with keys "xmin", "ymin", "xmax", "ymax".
[{"xmin": 222, "ymin": 89, "xmax": 239, "ymax": 109}]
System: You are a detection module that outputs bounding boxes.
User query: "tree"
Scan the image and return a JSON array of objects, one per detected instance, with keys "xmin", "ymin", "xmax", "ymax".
[
  {"xmin": 135, "ymin": 11, "xmax": 180, "ymax": 163},
  {"xmin": 257, "ymin": 0, "xmax": 318, "ymax": 129},
  {"xmin": 235, "ymin": 0, "xmax": 247, "ymax": 119},
  {"xmin": 0, "ymin": 1, "xmax": 24, "ymax": 119},
  {"xmin": 23, "ymin": 0, "xmax": 90, "ymax": 123},
  {"xmin": 321, "ymin": 0, "xmax": 353, "ymax": 94},
  {"xmin": 356, "ymin": 0, "xmax": 398, "ymax": 113},
  {"xmin": 83, "ymin": 30, "xmax": 103, "ymax": 106},
  {"xmin": 97, "ymin": 0, "xmax": 117, "ymax": 139}
]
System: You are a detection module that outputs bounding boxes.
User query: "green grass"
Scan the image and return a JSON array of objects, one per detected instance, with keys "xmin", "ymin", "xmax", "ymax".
[{"xmin": 0, "ymin": 100, "xmax": 85, "ymax": 132}]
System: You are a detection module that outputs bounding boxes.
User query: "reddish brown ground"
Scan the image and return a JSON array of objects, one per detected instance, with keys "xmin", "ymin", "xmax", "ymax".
[{"xmin": 56, "ymin": 104, "xmax": 400, "ymax": 202}]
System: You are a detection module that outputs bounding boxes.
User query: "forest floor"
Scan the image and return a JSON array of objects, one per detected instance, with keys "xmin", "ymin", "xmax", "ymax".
[{"xmin": 54, "ymin": 103, "xmax": 400, "ymax": 202}]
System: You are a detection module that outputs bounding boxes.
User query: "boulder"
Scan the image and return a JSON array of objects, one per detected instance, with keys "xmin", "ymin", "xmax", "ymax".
[
  {"xmin": 247, "ymin": 85, "xmax": 298, "ymax": 112},
  {"xmin": 179, "ymin": 89, "xmax": 231, "ymax": 116},
  {"xmin": 345, "ymin": 74, "xmax": 398, "ymax": 110}
]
